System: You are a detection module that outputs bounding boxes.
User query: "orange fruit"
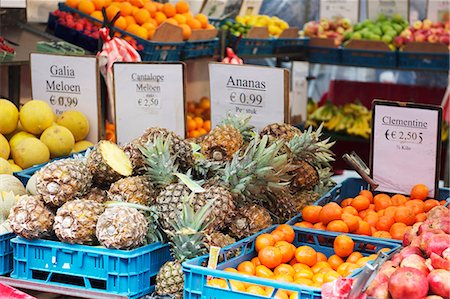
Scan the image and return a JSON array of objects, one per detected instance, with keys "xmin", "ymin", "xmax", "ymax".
[
  {"xmin": 274, "ymin": 264, "xmax": 295, "ymax": 277},
  {"xmin": 112, "ymin": 15, "xmax": 126, "ymax": 29},
  {"xmin": 294, "ymin": 221, "xmax": 313, "ymax": 228},
  {"xmin": 143, "ymin": 2, "xmax": 157, "ymax": 16},
  {"xmin": 230, "ymin": 280, "xmax": 245, "ymax": 292},
  {"xmin": 251, "ymin": 257, "xmax": 261, "ymax": 266},
  {"xmin": 203, "ymin": 120, "xmax": 211, "ymax": 131},
  {"xmin": 295, "ymin": 246, "xmax": 317, "ymax": 267},
  {"xmin": 341, "ymin": 214, "xmax": 359, "ymax": 232},
  {"xmin": 341, "ymin": 263, "xmax": 360, "ymax": 277},
  {"xmin": 92, "ymin": 0, "xmax": 105, "ymax": 9},
  {"xmin": 271, "ymin": 230, "xmax": 285, "ymax": 243},
  {"xmin": 195, "ymin": 13, "xmax": 208, "ymax": 28},
  {"xmin": 134, "ymin": 8, "xmax": 150, "ymax": 24},
  {"xmin": 154, "ymin": 11, "xmax": 167, "ymax": 25},
  {"xmin": 198, "ymin": 128, "xmax": 207, "ymax": 136},
  {"xmin": 119, "ymin": 2, "xmax": 132, "ymax": 16},
  {"xmin": 373, "ymin": 231, "xmax": 392, "ymax": 239},
  {"xmin": 106, "ymin": 3, "xmax": 121, "ymax": 20},
  {"xmin": 246, "ymin": 285, "xmax": 266, "ymax": 295},
  {"xmin": 275, "ymin": 290, "xmax": 290, "ymax": 299},
  {"xmin": 389, "ymin": 222, "xmax": 407, "ymax": 240},
  {"xmin": 66, "ymin": 0, "xmax": 81, "ymax": 8},
  {"xmin": 376, "ymin": 215, "xmax": 395, "ymax": 231},
  {"xmin": 186, "ymin": 18, "xmax": 202, "ymax": 29},
  {"xmin": 164, "ymin": 18, "xmax": 178, "ymax": 25},
  {"xmin": 175, "ymin": 0, "xmax": 189, "ymax": 13},
  {"xmin": 342, "ymin": 206, "xmax": 358, "ymax": 216},
  {"xmin": 324, "ymin": 270, "xmax": 342, "ymax": 283},
  {"xmin": 356, "ymin": 257, "xmax": 372, "ymax": 267},
  {"xmin": 319, "ymin": 202, "xmax": 342, "ymax": 225},
  {"xmin": 275, "ymin": 224, "xmax": 295, "ymax": 243},
  {"xmin": 302, "ymin": 206, "xmax": 322, "ymax": 224},
  {"xmin": 327, "ymin": 220, "xmax": 349, "ymax": 233},
  {"xmin": 237, "ymin": 261, "xmax": 255, "ymax": 275},
  {"xmin": 423, "ymin": 199, "xmax": 440, "ymax": 212},
  {"xmin": 292, "ymin": 263, "xmax": 310, "ymax": 272},
  {"xmin": 255, "ymin": 265, "xmax": 274, "ymax": 279},
  {"xmin": 410, "ymin": 184, "xmax": 429, "ymax": 200},
  {"xmin": 274, "ymin": 273, "xmax": 294, "ymax": 283},
  {"xmin": 223, "ymin": 267, "xmax": 237, "ymax": 273},
  {"xmin": 311, "ymin": 261, "xmax": 332, "ymax": 274},
  {"xmin": 346, "ymin": 252, "xmax": 363, "ymax": 263},
  {"xmin": 162, "ymin": 3, "xmax": 176, "ymax": 17},
  {"xmin": 259, "ymin": 246, "xmax": 282, "ymax": 269},
  {"xmin": 173, "ymin": 13, "xmax": 187, "ymax": 24},
  {"xmin": 207, "ymin": 278, "xmax": 228, "ymax": 289},
  {"xmin": 415, "ymin": 212, "xmax": 427, "ymax": 222},
  {"xmin": 394, "ymin": 206, "xmax": 415, "ymax": 225},
  {"xmin": 129, "ymin": 0, "xmax": 143, "ymax": 8},
  {"xmin": 384, "ymin": 206, "xmax": 398, "ymax": 219},
  {"xmin": 129, "ymin": 24, "xmax": 148, "ymax": 39},
  {"xmin": 405, "ymin": 199, "xmax": 425, "ymax": 215},
  {"xmin": 340, "ymin": 198, "xmax": 352, "ymax": 207},
  {"xmin": 274, "ymin": 241, "xmax": 295, "ymax": 263},
  {"xmin": 334, "ymin": 235, "xmax": 354, "ymax": 258},
  {"xmin": 255, "ymin": 233, "xmax": 275, "ymax": 252},
  {"xmin": 368, "ymin": 204, "xmax": 375, "ymax": 211},
  {"xmin": 313, "ymin": 222, "xmax": 327, "ymax": 230},
  {"xmin": 78, "ymin": 0, "xmax": 95, "ymax": 14},
  {"xmin": 328, "ymin": 254, "xmax": 344, "ymax": 270},
  {"xmin": 355, "ymin": 220, "xmax": 372, "ymax": 236},
  {"xmin": 364, "ymin": 214, "xmax": 379, "ymax": 228},
  {"xmin": 374, "ymin": 194, "xmax": 392, "ymax": 211},
  {"xmin": 391, "ymin": 194, "xmax": 407, "ymax": 206},
  {"xmin": 90, "ymin": 11, "xmax": 104, "ymax": 21},
  {"xmin": 359, "ymin": 190, "xmax": 373, "ymax": 202},
  {"xmin": 294, "ymin": 268, "xmax": 314, "ymax": 280},
  {"xmin": 312, "ymin": 272, "xmax": 325, "ymax": 284},
  {"xmin": 351, "ymin": 195, "xmax": 371, "ymax": 211},
  {"xmin": 193, "ymin": 116, "xmax": 203, "ymax": 128},
  {"xmin": 317, "ymin": 252, "xmax": 327, "ymax": 262},
  {"xmin": 125, "ymin": 15, "xmax": 137, "ymax": 25}
]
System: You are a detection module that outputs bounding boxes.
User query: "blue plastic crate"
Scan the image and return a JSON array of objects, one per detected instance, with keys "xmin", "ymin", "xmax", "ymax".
[
  {"xmin": 76, "ymin": 31, "xmax": 99, "ymax": 53},
  {"xmin": 274, "ymin": 38, "xmax": 308, "ymax": 55},
  {"xmin": 308, "ymin": 46, "xmax": 341, "ymax": 64},
  {"xmin": 11, "ymin": 237, "xmax": 171, "ymax": 298},
  {"xmin": 54, "ymin": 22, "xmax": 78, "ymax": 44},
  {"xmin": 0, "ymin": 233, "xmax": 14, "ymax": 275},
  {"xmin": 232, "ymin": 36, "xmax": 275, "ymax": 55},
  {"xmin": 183, "ymin": 225, "xmax": 400, "ymax": 299},
  {"xmin": 398, "ymin": 51, "xmax": 449, "ymax": 71},
  {"xmin": 341, "ymin": 48, "xmax": 396, "ymax": 68},
  {"xmin": 47, "ymin": 12, "xmax": 58, "ymax": 30},
  {"xmin": 183, "ymin": 38, "xmax": 219, "ymax": 60}
]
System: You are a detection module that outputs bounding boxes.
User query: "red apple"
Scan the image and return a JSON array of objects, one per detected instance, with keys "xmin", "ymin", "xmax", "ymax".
[
  {"xmin": 439, "ymin": 35, "xmax": 449, "ymax": 45},
  {"xmin": 388, "ymin": 267, "xmax": 429, "ymax": 299},
  {"xmin": 413, "ymin": 20, "xmax": 423, "ymax": 30},
  {"xmin": 401, "ymin": 254, "xmax": 429, "ymax": 276},
  {"xmin": 428, "ymin": 34, "xmax": 439, "ymax": 43},
  {"xmin": 430, "ymin": 252, "xmax": 450, "ymax": 270},
  {"xmin": 428, "ymin": 269, "xmax": 450, "ymax": 297}
]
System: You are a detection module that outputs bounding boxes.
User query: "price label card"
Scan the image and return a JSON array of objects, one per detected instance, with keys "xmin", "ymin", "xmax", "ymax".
[
  {"xmin": 290, "ymin": 61, "xmax": 309, "ymax": 125},
  {"xmin": 427, "ymin": 0, "xmax": 450, "ymax": 22},
  {"xmin": 367, "ymin": 0, "xmax": 409, "ymax": 20},
  {"xmin": 209, "ymin": 63, "xmax": 289, "ymax": 131},
  {"xmin": 238, "ymin": 0, "xmax": 263, "ymax": 16},
  {"xmin": 30, "ymin": 53, "xmax": 100, "ymax": 142},
  {"xmin": 371, "ymin": 100, "xmax": 442, "ymax": 197},
  {"xmin": 320, "ymin": 0, "xmax": 360, "ymax": 24},
  {"xmin": 113, "ymin": 62, "xmax": 185, "ymax": 145}
]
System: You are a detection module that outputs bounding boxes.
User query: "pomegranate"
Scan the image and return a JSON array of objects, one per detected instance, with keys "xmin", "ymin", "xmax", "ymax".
[
  {"xmin": 443, "ymin": 248, "xmax": 450, "ymax": 260},
  {"xmin": 430, "ymin": 252, "xmax": 450, "ymax": 270},
  {"xmin": 368, "ymin": 282, "xmax": 389, "ymax": 299},
  {"xmin": 418, "ymin": 229, "xmax": 446, "ymax": 251},
  {"xmin": 388, "ymin": 267, "xmax": 429, "ymax": 299},
  {"xmin": 367, "ymin": 272, "xmax": 389, "ymax": 296},
  {"xmin": 400, "ymin": 254, "xmax": 429, "ymax": 275},
  {"xmin": 426, "ymin": 234, "xmax": 450, "ymax": 257},
  {"xmin": 403, "ymin": 222, "xmax": 423, "ymax": 246},
  {"xmin": 399, "ymin": 246, "xmax": 423, "ymax": 259},
  {"xmin": 424, "ymin": 296, "xmax": 444, "ymax": 299},
  {"xmin": 379, "ymin": 261, "xmax": 399, "ymax": 277},
  {"xmin": 428, "ymin": 269, "xmax": 450, "ymax": 298}
]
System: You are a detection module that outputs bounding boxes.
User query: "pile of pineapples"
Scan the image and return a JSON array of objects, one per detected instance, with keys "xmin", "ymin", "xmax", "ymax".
[{"xmin": 7, "ymin": 114, "xmax": 334, "ymax": 299}]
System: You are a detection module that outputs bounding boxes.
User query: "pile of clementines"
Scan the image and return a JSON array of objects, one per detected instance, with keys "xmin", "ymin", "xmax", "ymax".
[
  {"xmin": 296, "ymin": 184, "xmax": 446, "ymax": 241},
  {"xmin": 187, "ymin": 97, "xmax": 211, "ymax": 138},
  {"xmin": 208, "ymin": 224, "xmax": 390, "ymax": 299},
  {"xmin": 66, "ymin": 0, "xmax": 214, "ymax": 40}
]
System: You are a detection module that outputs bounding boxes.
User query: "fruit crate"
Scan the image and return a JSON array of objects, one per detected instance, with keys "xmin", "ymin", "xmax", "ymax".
[
  {"xmin": 308, "ymin": 46, "xmax": 341, "ymax": 64},
  {"xmin": 231, "ymin": 36, "xmax": 275, "ymax": 56},
  {"xmin": 11, "ymin": 237, "xmax": 171, "ymax": 299},
  {"xmin": 287, "ymin": 178, "xmax": 450, "ymax": 240},
  {"xmin": 54, "ymin": 22, "xmax": 78, "ymax": 45},
  {"xmin": 183, "ymin": 225, "xmax": 401, "ymax": 299},
  {"xmin": 341, "ymin": 48, "xmax": 397, "ymax": 68},
  {"xmin": 397, "ymin": 51, "xmax": 450, "ymax": 71},
  {"xmin": 76, "ymin": 30, "xmax": 99, "ymax": 53},
  {"xmin": 0, "ymin": 233, "xmax": 14, "ymax": 275},
  {"xmin": 47, "ymin": 12, "xmax": 58, "ymax": 30},
  {"xmin": 182, "ymin": 38, "xmax": 219, "ymax": 60},
  {"xmin": 274, "ymin": 37, "xmax": 309, "ymax": 55}
]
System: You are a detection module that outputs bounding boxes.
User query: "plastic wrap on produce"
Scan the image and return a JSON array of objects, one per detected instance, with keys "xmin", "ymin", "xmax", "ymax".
[{"xmin": 259, "ymin": 0, "xmax": 319, "ymax": 28}]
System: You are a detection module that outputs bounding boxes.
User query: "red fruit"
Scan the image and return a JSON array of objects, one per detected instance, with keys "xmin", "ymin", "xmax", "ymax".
[
  {"xmin": 426, "ymin": 234, "xmax": 450, "ymax": 257},
  {"xmin": 391, "ymin": 253, "xmax": 403, "ymax": 265},
  {"xmin": 388, "ymin": 267, "xmax": 429, "ymax": 299},
  {"xmin": 443, "ymin": 248, "xmax": 450, "ymax": 260},
  {"xmin": 428, "ymin": 269, "xmax": 450, "ymax": 297},
  {"xmin": 424, "ymin": 296, "xmax": 444, "ymax": 299},
  {"xmin": 400, "ymin": 254, "xmax": 429, "ymax": 276},
  {"xmin": 399, "ymin": 246, "xmax": 423, "ymax": 259},
  {"xmin": 380, "ymin": 261, "xmax": 400, "ymax": 275},
  {"xmin": 430, "ymin": 252, "xmax": 450, "ymax": 270},
  {"xmin": 367, "ymin": 272, "xmax": 389, "ymax": 296},
  {"xmin": 418, "ymin": 229, "xmax": 446, "ymax": 251},
  {"xmin": 75, "ymin": 23, "xmax": 83, "ymax": 31},
  {"xmin": 368, "ymin": 281, "xmax": 389, "ymax": 299},
  {"xmin": 403, "ymin": 222, "xmax": 423, "ymax": 246}
]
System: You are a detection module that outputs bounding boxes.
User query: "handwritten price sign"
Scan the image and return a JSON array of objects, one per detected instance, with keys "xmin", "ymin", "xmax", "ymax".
[{"xmin": 371, "ymin": 100, "xmax": 442, "ymax": 197}]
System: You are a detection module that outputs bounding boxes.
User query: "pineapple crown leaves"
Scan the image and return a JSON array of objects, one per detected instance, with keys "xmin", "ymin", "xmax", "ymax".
[
  {"xmin": 165, "ymin": 195, "xmax": 214, "ymax": 262},
  {"xmin": 191, "ymin": 153, "xmax": 225, "ymax": 180},
  {"xmin": 219, "ymin": 113, "xmax": 255, "ymax": 142}
]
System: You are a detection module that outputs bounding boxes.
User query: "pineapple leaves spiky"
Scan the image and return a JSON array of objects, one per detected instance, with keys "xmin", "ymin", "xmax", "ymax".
[{"xmin": 218, "ymin": 113, "xmax": 255, "ymax": 142}]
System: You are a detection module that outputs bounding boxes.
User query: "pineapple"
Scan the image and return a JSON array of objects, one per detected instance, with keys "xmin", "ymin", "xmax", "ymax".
[
  {"xmin": 96, "ymin": 206, "xmax": 148, "ymax": 249},
  {"xmin": 201, "ymin": 114, "xmax": 254, "ymax": 161},
  {"xmin": 204, "ymin": 232, "xmax": 240, "ymax": 263},
  {"xmin": 122, "ymin": 142, "xmax": 145, "ymax": 175},
  {"xmin": 8, "ymin": 195, "xmax": 54, "ymax": 239},
  {"xmin": 54, "ymin": 199, "xmax": 104, "ymax": 245},
  {"xmin": 155, "ymin": 183, "xmax": 191, "ymax": 231},
  {"xmin": 155, "ymin": 198, "xmax": 211, "ymax": 299},
  {"xmin": 293, "ymin": 189, "xmax": 320, "ymax": 211},
  {"xmin": 292, "ymin": 160, "xmax": 320, "ymax": 190},
  {"xmin": 86, "ymin": 140, "xmax": 133, "ymax": 187},
  {"xmin": 108, "ymin": 175, "xmax": 155, "ymax": 206},
  {"xmin": 35, "ymin": 158, "xmax": 93, "ymax": 207},
  {"xmin": 229, "ymin": 205, "xmax": 272, "ymax": 239},
  {"xmin": 84, "ymin": 187, "xmax": 108, "ymax": 203},
  {"xmin": 260, "ymin": 123, "xmax": 302, "ymax": 141}
]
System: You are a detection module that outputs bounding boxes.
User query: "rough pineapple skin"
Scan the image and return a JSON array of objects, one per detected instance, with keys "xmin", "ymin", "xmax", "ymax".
[
  {"xmin": 201, "ymin": 125, "xmax": 243, "ymax": 161},
  {"xmin": 230, "ymin": 205, "xmax": 272, "ymax": 239},
  {"xmin": 122, "ymin": 142, "xmax": 145, "ymax": 175},
  {"xmin": 96, "ymin": 206, "xmax": 148, "ymax": 249},
  {"xmin": 8, "ymin": 195, "xmax": 54, "ymax": 239},
  {"xmin": 36, "ymin": 158, "xmax": 92, "ymax": 207},
  {"xmin": 108, "ymin": 175, "xmax": 155, "ymax": 206},
  {"xmin": 265, "ymin": 190, "xmax": 298, "ymax": 224},
  {"xmin": 155, "ymin": 261, "xmax": 183, "ymax": 299},
  {"xmin": 137, "ymin": 127, "xmax": 194, "ymax": 171},
  {"xmin": 260, "ymin": 123, "xmax": 301, "ymax": 141},
  {"xmin": 204, "ymin": 232, "xmax": 240, "ymax": 263},
  {"xmin": 294, "ymin": 189, "xmax": 320, "ymax": 211},
  {"xmin": 293, "ymin": 160, "xmax": 319, "ymax": 190},
  {"xmin": 155, "ymin": 183, "xmax": 191, "ymax": 231},
  {"xmin": 54, "ymin": 199, "xmax": 105, "ymax": 245},
  {"xmin": 84, "ymin": 187, "xmax": 108, "ymax": 203}
]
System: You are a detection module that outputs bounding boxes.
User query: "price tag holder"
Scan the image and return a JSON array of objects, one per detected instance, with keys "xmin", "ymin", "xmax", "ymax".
[
  {"xmin": 30, "ymin": 53, "xmax": 100, "ymax": 142},
  {"xmin": 371, "ymin": 100, "xmax": 442, "ymax": 198},
  {"xmin": 113, "ymin": 62, "xmax": 186, "ymax": 145},
  {"xmin": 319, "ymin": 0, "xmax": 360, "ymax": 24},
  {"xmin": 238, "ymin": 0, "xmax": 263, "ymax": 16},
  {"xmin": 209, "ymin": 63, "xmax": 290, "ymax": 130},
  {"xmin": 367, "ymin": 0, "xmax": 409, "ymax": 20},
  {"xmin": 426, "ymin": 0, "xmax": 450, "ymax": 22}
]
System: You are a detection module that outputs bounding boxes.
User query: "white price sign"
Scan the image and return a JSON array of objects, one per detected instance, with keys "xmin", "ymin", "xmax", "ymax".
[
  {"xmin": 30, "ymin": 53, "xmax": 100, "ymax": 142},
  {"xmin": 371, "ymin": 100, "xmax": 442, "ymax": 197},
  {"xmin": 320, "ymin": 0, "xmax": 360, "ymax": 24},
  {"xmin": 113, "ymin": 62, "xmax": 186, "ymax": 145},
  {"xmin": 291, "ymin": 61, "xmax": 309, "ymax": 124},
  {"xmin": 209, "ymin": 63, "xmax": 289, "ymax": 131},
  {"xmin": 427, "ymin": 0, "xmax": 450, "ymax": 22},
  {"xmin": 367, "ymin": 0, "xmax": 409, "ymax": 20}
]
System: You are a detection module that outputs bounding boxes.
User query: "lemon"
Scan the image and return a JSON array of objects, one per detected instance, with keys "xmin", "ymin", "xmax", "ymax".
[
  {"xmin": 10, "ymin": 164, "xmax": 23, "ymax": 172},
  {"xmin": 0, "ymin": 99, "xmax": 19, "ymax": 135},
  {"xmin": 56, "ymin": 110, "xmax": 90, "ymax": 141},
  {"xmin": 9, "ymin": 131, "xmax": 37, "ymax": 151},
  {"xmin": 12, "ymin": 138, "xmax": 50, "ymax": 169},
  {"xmin": 40, "ymin": 125, "xmax": 75, "ymax": 158},
  {"xmin": 72, "ymin": 140, "xmax": 94, "ymax": 153},
  {"xmin": 7, "ymin": 159, "xmax": 14, "ymax": 164},
  {"xmin": 0, "ymin": 158, "xmax": 12, "ymax": 174},
  {"xmin": 19, "ymin": 100, "xmax": 55, "ymax": 135},
  {"xmin": 0, "ymin": 134, "xmax": 10, "ymax": 160}
]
